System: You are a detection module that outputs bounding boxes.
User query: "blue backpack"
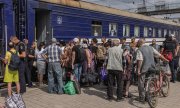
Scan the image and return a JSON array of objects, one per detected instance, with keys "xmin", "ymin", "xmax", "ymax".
[{"xmin": 8, "ymin": 51, "xmax": 20, "ymax": 71}]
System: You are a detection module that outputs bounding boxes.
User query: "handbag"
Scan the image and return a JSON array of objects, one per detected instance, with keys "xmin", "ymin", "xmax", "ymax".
[
  {"xmin": 64, "ymin": 81, "xmax": 76, "ymax": 95},
  {"xmin": 5, "ymin": 93, "xmax": 26, "ymax": 108},
  {"xmin": 5, "ymin": 96, "xmax": 18, "ymax": 108},
  {"xmin": 101, "ymin": 67, "xmax": 107, "ymax": 80}
]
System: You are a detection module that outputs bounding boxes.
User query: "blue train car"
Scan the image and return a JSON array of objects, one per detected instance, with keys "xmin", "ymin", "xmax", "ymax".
[
  {"xmin": 1, "ymin": 0, "xmax": 180, "ymax": 49},
  {"xmin": 26, "ymin": 0, "xmax": 180, "ymax": 44},
  {"xmin": 0, "ymin": 0, "xmax": 180, "ymax": 78}
]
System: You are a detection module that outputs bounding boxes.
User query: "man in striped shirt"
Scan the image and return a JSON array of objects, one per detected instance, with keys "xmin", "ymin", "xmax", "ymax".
[{"xmin": 42, "ymin": 38, "xmax": 63, "ymax": 94}]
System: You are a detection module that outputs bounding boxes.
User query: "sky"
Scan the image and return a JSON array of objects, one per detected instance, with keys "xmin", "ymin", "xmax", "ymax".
[{"xmin": 82, "ymin": 0, "xmax": 180, "ymax": 19}]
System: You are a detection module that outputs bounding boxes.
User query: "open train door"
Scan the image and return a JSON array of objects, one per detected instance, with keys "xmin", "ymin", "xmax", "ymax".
[{"xmin": 35, "ymin": 9, "xmax": 51, "ymax": 45}]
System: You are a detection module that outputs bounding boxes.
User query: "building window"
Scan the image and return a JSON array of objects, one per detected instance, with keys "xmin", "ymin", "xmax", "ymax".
[
  {"xmin": 92, "ymin": 21, "xmax": 102, "ymax": 36},
  {"xmin": 158, "ymin": 29, "xmax": 162, "ymax": 37},
  {"xmin": 134, "ymin": 26, "xmax": 140, "ymax": 37},
  {"xmin": 123, "ymin": 24, "xmax": 130, "ymax": 37},
  {"xmin": 109, "ymin": 23, "xmax": 117, "ymax": 36},
  {"xmin": 164, "ymin": 29, "xmax": 167, "ymax": 37},
  {"xmin": 144, "ymin": 27, "xmax": 148, "ymax": 37},
  {"xmin": 153, "ymin": 28, "xmax": 156, "ymax": 37}
]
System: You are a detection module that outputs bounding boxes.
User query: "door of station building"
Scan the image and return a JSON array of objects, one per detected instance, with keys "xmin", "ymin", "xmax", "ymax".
[{"xmin": 35, "ymin": 9, "xmax": 51, "ymax": 45}]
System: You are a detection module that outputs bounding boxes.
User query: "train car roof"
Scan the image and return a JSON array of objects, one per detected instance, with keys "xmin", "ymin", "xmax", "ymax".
[{"xmin": 40, "ymin": 0, "xmax": 180, "ymax": 27}]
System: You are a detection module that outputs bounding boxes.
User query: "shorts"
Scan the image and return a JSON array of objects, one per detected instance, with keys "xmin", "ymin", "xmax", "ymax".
[
  {"xmin": 4, "ymin": 66, "xmax": 19, "ymax": 83},
  {"xmin": 37, "ymin": 61, "xmax": 46, "ymax": 75}
]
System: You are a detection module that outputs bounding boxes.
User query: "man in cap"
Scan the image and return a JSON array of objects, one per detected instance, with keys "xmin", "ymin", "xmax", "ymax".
[
  {"xmin": 72, "ymin": 38, "xmax": 85, "ymax": 82},
  {"xmin": 42, "ymin": 38, "xmax": 63, "ymax": 94}
]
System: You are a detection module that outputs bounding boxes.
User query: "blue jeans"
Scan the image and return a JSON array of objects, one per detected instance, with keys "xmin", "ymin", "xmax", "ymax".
[
  {"xmin": 169, "ymin": 59, "xmax": 176, "ymax": 82},
  {"xmin": 48, "ymin": 62, "xmax": 63, "ymax": 94},
  {"xmin": 74, "ymin": 63, "xmax": 82, "ymax": 82}
]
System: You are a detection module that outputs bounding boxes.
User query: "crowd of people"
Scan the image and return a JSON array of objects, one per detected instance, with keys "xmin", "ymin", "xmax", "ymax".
[{"xmin": 1, "ymin": 34, "xmax": 180, "ymax": 104}]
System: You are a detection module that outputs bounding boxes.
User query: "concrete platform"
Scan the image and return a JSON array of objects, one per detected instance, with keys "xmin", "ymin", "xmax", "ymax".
[{"xmin": 0, "ymin": 82, "xmax": 180, "ymax": 108}]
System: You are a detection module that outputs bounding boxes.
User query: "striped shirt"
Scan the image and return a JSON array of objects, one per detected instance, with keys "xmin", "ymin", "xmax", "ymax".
[{"xmin": 42, "ymin": 44, "xmax": 61, "ymax": 63}]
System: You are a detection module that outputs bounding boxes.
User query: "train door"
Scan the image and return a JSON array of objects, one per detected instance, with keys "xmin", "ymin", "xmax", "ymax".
[{"xmin": 35, "ymin": 9, "xmax": 51, "ymax": 44}]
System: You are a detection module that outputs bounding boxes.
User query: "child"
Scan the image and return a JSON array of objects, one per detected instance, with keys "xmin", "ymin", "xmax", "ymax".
[{"xmin": 3, "ymin": 42, "xmax": 20, "ymax": 96}]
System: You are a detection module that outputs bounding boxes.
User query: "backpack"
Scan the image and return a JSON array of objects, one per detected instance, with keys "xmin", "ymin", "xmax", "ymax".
[
  {"xmin": 77, "ymin": 45, "xmax": 85, "ymax": 63},
  {"xmin": 96, "ymin": 45, "xmax": 106, "ymax": 60},
  {"xmin": 8, "ymin": 51, "xmax": 20, "ymax": 71}
]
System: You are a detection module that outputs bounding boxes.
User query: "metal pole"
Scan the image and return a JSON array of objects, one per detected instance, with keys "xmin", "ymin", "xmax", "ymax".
[{"xmin": 5, "ymin": 25, "xmax": 7, "ymax": 52}]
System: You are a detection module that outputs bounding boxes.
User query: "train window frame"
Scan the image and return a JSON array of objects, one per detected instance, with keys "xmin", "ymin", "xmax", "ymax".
[
  {"xmin": 164, "ymin": 29, "xmax": 167, "ymax": 37},
  {"xmin": 152, "ymin": 28, "xmax": 156, "ymax": 37},
  {"xmin": 144, "ymin": 27, "xmax": 148, "ymax": 37},
  {"xmin": 91, "ymin": 21, "xmax": 102, "ymax": 37},
  {"xmin": 169, "ymin": 29, "xmax": 172, "ymax": 35},
  {"xmin": 158, "ymin": 29, "xmax": 162, "ymax": 37},
  {"xmin": 109, "ymin": 23, "xmax": 118, "ymax": 37},
  {"xmin": 134, "ymin": 25, "xmax": 140, "ymax": 37},
  {"xmin": 123, "ymin": 24, "xmax": 130, "ymax": 37}
]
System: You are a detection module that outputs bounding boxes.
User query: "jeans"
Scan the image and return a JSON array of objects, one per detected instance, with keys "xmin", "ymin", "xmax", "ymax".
[
  {"xmin": 138, "ymin": 73, "xmax": 146, "ymax": 100},
  {"xmin": 48, "ymin": 62, "xmax": 63, "ymax": 94},
  {"xmin": 107, "ymin": 70, "xmax": 123, "ymax": 99},
  {"xmin": 73, "ymin": 63, "xmax": 82, "ymax": 82},
  {"xmin": 169, "ymin": 59, "xmax": 175, "ymax": 82}
]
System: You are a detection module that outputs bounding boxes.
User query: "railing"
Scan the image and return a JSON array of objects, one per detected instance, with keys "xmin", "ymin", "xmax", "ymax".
[{"xmin": 126, "ymin": 2, "xmax": 180, "ymax": 13}]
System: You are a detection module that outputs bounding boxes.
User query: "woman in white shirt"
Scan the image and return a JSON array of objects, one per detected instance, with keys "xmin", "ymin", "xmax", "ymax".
[{"xmin": 35, "ymin": 42, "xmax": 46, "ymax": 87}]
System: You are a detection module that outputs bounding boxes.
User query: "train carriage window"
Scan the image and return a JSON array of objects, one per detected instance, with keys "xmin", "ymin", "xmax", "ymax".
[
  {"xmin": 92, "ymin": 21, "xmax": 102, "ymax": 36},
  {"xmin": 109, "ymin": 23, "xmax": 117, "ymax": 36},
  {"xmin": 158, "ymin": 29, "xmax": 162, "ymax": 37},
  {"xmin": 144, "ymin": 27, "xmax": 148, "ymax": 37},
  {"xmin": 169, "ymin": 30, "xmax": 172, "ymax": 35},
  {"xmin": 164, "ymin": 29, "xmax": 167, "ymax": 37},
  {"xmin": 173, "ymin": 30, "xmax": 175, "ymax": 35},
  {"xmin": 134, "ymin": 26, "xmax": 140, "ymax": 37},
  {"xmin": 152, "ymin": 28, "xmax": 156, "ymax": 37},
  {"xmin": 123, "ymin": 24, "xmax": 130, "ymax": 37}
]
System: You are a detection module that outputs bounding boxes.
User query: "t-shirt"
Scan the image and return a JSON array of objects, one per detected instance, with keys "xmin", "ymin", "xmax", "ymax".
[
  {"xmin": 28, "ymin": 48, "xmax": 35, "ymax": 61},
  {"xmin": 89, "ymin": 45, "xmax": 98, "ymax": 54},
  {"xmin": 163, "ymin": 40, "xmax": 178, "ymax": 56},
  {"xmin": 72, "ymin": 45, "xmax": 81, "ymax": 64}
]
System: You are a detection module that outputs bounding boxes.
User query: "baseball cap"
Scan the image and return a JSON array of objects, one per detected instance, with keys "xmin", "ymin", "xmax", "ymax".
[
  {"xmin": 73, "ymin": 38, "xmax": 79, "ymax": 43},
  {"xmin": 51, "ymin": 38, "xmax": 57, "ymax": 43}
]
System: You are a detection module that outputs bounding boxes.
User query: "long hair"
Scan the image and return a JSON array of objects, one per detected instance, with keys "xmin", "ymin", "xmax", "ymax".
[{"xmin": 38, "ymin": 42, "xmax": 45, "ymax": 51}]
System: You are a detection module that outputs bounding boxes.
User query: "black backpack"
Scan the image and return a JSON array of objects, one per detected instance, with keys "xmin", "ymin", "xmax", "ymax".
[
  {"xmin": 8, "ymin": 51, "xmax": 20, "ymax": 71},
  {"xmin": 77, "ymin": 45, "xmax": 85, "ymax": 63}
]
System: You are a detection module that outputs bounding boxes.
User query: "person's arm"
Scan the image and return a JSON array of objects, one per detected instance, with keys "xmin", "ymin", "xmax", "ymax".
[
  {"xmin": 72, "ymin": 51, "xmax": 75, "ymax": 69},
  {"xmin": 41, "ymin": 47, "xmax": 48, "ymax": 59},
  {"xmin": 85, "ymin": 49, "xmax": 91, "ymax": 68},
  {"xmin": 136, "ymin": 50, "xmax": 143, "ymax": 76},
  {"xmin": 3, "ymin": 52, "xmax": 8, "ymax": 64},
  {"xmin": 175, "ymin": 41, "xmax": 179, "ymax": 57},
  {"xmin": 152, "ymin": 47, "xmax": 169, "ymax": 62}
]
